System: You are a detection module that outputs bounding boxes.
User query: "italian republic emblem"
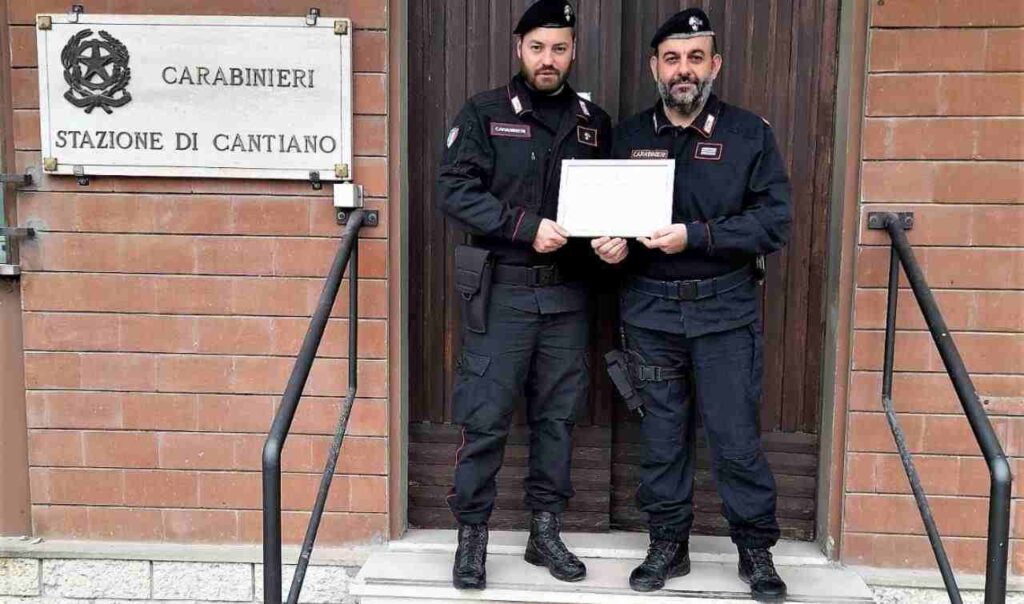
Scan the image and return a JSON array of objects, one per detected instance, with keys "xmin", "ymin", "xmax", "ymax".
[{"xmin": 61, "ymin": 29, "xmax": 133, "ymax": 114}]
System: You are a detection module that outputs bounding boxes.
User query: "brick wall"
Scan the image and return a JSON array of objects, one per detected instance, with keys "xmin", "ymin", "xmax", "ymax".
[
  {"xmin": 7, "ymin": 0, "xmax": 392, "ymax": 544},
  {"xmin": 842, "ymin": 1, "xmax": 1024, "ymax": 574}
]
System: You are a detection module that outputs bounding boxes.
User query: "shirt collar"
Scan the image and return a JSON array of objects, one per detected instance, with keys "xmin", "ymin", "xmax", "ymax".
[
  {"xmin": 652, "ymin": 93, "xmax": 722, "ymax": 138},
  {"xmin": 508, "ymin": 74, "xmax": 592, "ymax": 123}
]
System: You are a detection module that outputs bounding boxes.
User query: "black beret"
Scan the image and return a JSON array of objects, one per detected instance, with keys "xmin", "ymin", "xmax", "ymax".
[
  {"xmin": 651, "ymin": 8, "xmax": 715, "ymax": 49},
  {"xmin": 514, "ymin": 0, "xmax": 576, "ymax": 36}
]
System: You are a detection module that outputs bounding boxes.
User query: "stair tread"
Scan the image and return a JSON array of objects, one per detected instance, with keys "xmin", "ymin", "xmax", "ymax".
[{"xmin": 352, "ymin": 550, "xmax": 875, "ymax": 603}]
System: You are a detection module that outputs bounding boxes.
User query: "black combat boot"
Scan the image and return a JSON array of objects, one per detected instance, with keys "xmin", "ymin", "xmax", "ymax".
[
  {"xmin": 629, "ymin": 539, "xmax": 690, "ymax": 592},
  {"xmin": 523, "ymin": 511, "xmax": 586, "ymax": 582},
  {"xmin": 453, "ymin": 523, "xmax": 488, "ymax": 590},
  {"xmin": 738, "ymin": 547, "xmax": 788, "ymax": 602}
]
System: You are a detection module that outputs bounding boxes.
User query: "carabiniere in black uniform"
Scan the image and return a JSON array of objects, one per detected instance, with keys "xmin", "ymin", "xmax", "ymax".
[
  {"xmin": 611, "ymin": 9, "xmax": 792, "ymax": 598},
  {"xmin": 436, "ymin": 7, "xmax": 613, "ymax": 589}
]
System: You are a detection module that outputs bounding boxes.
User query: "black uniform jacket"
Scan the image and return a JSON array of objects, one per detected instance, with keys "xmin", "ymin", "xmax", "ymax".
[
  {"xmin": 612, "ymin": 95, "xmax": 792, "ymax": 337},
  {"xmin": 437, "ymin": 74, "xmax": 613, "ymax": 274}
]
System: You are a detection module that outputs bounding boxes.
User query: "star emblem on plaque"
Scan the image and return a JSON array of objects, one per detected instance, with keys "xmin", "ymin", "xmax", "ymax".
[{"xmin": 61, "ymin": 29, "xmax": 133, "ymax": 114}]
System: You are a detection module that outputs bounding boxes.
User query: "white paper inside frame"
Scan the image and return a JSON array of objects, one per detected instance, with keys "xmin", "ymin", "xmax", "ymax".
[
  {"xmin": 35, "ymin": 14, "xmax": 352, "ymax": 180},
  {"xmin": 556, "ymin": 159, "xmax": 676, "ymax": 238}
]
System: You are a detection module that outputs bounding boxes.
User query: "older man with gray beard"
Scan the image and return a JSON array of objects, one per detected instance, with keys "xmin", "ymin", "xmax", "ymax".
[{"xmin": 596, "ymin": 8, "xmax": 792, "ymax": 602}]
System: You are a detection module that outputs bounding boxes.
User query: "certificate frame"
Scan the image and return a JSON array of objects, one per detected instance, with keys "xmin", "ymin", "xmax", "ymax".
[{"xmin": 556, "ymin": 159, "xmax": 675, "ymax": 238}]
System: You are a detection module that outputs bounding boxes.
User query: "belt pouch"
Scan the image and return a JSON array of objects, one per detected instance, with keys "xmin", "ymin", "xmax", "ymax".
[{"xmin": 454, "ymin": 244, "xmax": 494, "ymax": 334}]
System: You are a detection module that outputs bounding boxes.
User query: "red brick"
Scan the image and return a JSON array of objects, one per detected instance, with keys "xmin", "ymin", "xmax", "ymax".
[
  {"xmin": 11, "ymin": 69, "xmax": 37, "ymax": 108},
  {"xmin": 347, "ymin": 475, "xmax": 388, "ymax": 512},
  {"xmin": 872, "ymin": 0, "xmax": 1024, "ymax": 27},
  {"xmin": 842, "ymin": 533, "xmax": 989, "ymax": 574},
  {"xmin": 28, "ymin": 430, "xmax": 84, "ymax": 467},
  {"xmin": 120, "ymin": 315, "xmax": 197, "ymax": 353},
  {"xmin": 120, "ymin": 235, "xmax": 199, "ymax": 274},
  {"xmin": 870, "ymin": 30, "xmax": 987, "ymax": 73},
  {"xmin": 291, "ymin": 397, "xmax": 388, "ymax": 436},
  {"xmin": 195, "ymin": 317, "xmax": 273, "ymax": 355},
  {"xmin": 309, "ymin": 197, "xmax": 388, "ymax": 238},
  {"xmin": 32, "ymin": 505, "xmax": 90, "ymax": 538},
  {"xmin": 195, "ymin": 394, "xmax": 275, "ymax": 432},
  {"xmin": 198, "ymin": 471, "xmax": 262, "ymax": 509},
  {"xmin": 861, "ymin": 161, "xmax": 1024, "ymax": 203},
  {"xmin": 24, "ymin": 352, "xmax": 82, "ymax": 389},
  {"xmin": 987, "ymin": 29, "xmax": 1024, "ymax": 71},
  {"xmin": 271, "ymin": 318, "xmax": 388, "ymax": 359},
  {"xmin": 353, "ymin": 30, "xmax": 387, "ymax": 72},
  {"xmin": 232, "ymin": 197, "xmax": 309, "ymax": 236},
  {"xmin": 23, "ymin": 313, "xmax": 120, "ymax": 352},
  {"xmin": 83, "ymin": 431, "xmax": 159, "ymax": 468},
  {"xmin": 857, "ymin": 247, "xmax": 1024, "ymax": 290},
  {"xmin": 855, "ymin": 288, "xmax": 1024, "ymax": 332},
  {"xmin": 10, "ymin": 0, "xmax": 390, "ymax": 28},
  {"xmin": 124, "ymin": 470, "xmax": 199, "ymax": 507},
  {"xmin": 280, "ymin": 473, "xmax": 352, "ymax": 512},
  {"xmin": 156, "ymin": 355, "xmax": 233, "ymax": 393},
  {"xmin": 154, "ymin": 277, "xmax": 236, "ymax": 315},
  {"xmin": 13, "ymin": 109, "xmax": 40, "ymax": 150},
  {"xmin": 159, "ymin": 432, "xmax": 236, "ymax": 470},
  {"xmin": 162, "ymin": 509, "xmax": 239, "ymax": 543},
  {"xmin": 87, "ymin": 507, "xmax": 164, "ymax": 540},
  {"xmin": 354, "ymin": 156, "xmax": 388, "ymax": 197},
  {"xmin": 354, "ymin": 115, "xmax": 387, "ymax": 156},
  {"xmin": 46, "ymin": 468, "xmax": 124, "ymax": 505},
  {"xmin": 844, "ymin": 493, "xmax": 989, "ymax": 537},
  {"xmin": 853, "ymin": 330, "xmax": 1024, "ymax": 374},
  {"xmin": 238, "ymin": 510, "xmax": 388, "ymax": 545},
  {"xmin": 849, "ymin": 371, "xmax": 1024, "ymax": 416},
  {"xmin": 195, "ymin": 237, "xmax": 275, "ymax": 275},
  {"xmin": 272, "ymin": 237, "xmax": 387, "ymax": 278},
  {"xmin": 26, "ymin": 391, "xmax": 123, "ymax": 429},
  {"xmin": 863, "ymin": 118, "xmax": 1023, "ymax": 161},
  {"xmin": 10, "ymin": 26, "xmax": 37, "ymax": 66},
  {"xmin": 80, "ymin": 353, "xmax": 158, "ymax": 391},
  {"xmin": 122, "ymin": 393, "xmax": 198, "ymax": 431},
  {"xmin": 314, "ymin": 436, "xmax": 387, "ymax": 475},
  {"xmin": 846, "ymin": 452, "xmax": 965, "ymax": 496},
  {"xmin": 868, "ymin": 74, "xmax": 1024, "ymax": 117},
  {"xmin": 354, "ymin": 73, "xmax": 387, "ymax": 115},
  {"xmin": 848, "ymin": 411, "xmax": 923, "ymax": 454}
]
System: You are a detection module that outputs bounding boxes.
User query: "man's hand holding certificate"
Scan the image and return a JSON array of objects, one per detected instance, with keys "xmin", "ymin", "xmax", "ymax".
[{"xmin": 556, "ymin": 159, "xmax": 676, "ymax": 239}]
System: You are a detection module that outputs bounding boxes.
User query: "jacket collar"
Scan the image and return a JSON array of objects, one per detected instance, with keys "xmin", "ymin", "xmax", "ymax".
[
  {"xmin": 652, "ymin": 93, "xmax": 722, "ymax": 138},
  {"xmin": 508, "ymin": 74, "xmax": 592, "ymax": 123}
]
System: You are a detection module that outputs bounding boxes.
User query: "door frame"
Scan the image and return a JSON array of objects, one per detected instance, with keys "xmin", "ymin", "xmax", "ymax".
[{"xmin": 388, "ymin": 0, "xmax": 873, "ymax": 560}]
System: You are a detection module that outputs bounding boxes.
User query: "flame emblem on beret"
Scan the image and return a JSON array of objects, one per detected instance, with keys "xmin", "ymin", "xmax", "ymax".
[
  {"xmin": 565, "ymin": 4, "xmax": 573, "ymax": 21},
  {"xmin": 689, "ymin": 16, "xmax": 703, "ymax": 31}
]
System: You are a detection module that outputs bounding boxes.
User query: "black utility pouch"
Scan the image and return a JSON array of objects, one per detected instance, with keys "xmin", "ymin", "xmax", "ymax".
[
  {"xmin": 454, "ymin": 244, "xmax": 494, "ymax": 334},
  {"xmin": 604, "ymin": 350, "xmax": 645, "ymax": 418}
]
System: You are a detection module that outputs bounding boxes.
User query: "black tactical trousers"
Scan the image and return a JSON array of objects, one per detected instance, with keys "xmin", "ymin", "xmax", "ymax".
[
  {"xmin": 625, "ymin": 321, "xmax": 780, "ymax": 548},
  {"xmin": 447, "ymin": 285, "xmax": 590, "ymax": 525}
]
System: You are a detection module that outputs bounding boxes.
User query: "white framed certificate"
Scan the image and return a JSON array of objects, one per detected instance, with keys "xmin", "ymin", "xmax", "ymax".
[{"xmin": 556, "ymin": 159, "xmax": 675, "ymax": 238}]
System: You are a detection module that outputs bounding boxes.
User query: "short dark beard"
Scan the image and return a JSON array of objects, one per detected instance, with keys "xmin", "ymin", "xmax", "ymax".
[
  {"xmin": 521, "ymin": 64, "xmax": 571, "ymax": 93},
  {"xmin": 658, "ymin": 74, "xmax": 714, "ymax": 116}
]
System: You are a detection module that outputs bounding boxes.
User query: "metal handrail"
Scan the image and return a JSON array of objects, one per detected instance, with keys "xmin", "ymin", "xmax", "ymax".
[
  {"xmin": 262, "ymin": 209, "xmax": 366, "ymax": 604},
  {"xmin": 873, "ymin": 212, "xmax": 1011, "ymax": 604}
]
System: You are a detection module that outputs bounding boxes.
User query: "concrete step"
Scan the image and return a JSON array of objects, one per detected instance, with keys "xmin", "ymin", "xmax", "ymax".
[{"xmin": 351, "ymin": 531, "xmax": 875, "ymax": 603}]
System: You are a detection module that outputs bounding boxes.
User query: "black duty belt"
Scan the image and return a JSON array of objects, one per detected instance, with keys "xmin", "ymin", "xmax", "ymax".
[
  {"xmin": 628, "ymin": 265, "xmax": 755, "ymax": 301},
  {"xmin": 493, "ymin": 264, "xmax": 568, "ymax": 287}
]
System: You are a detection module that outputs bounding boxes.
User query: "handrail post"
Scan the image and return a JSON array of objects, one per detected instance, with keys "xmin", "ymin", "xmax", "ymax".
[
  {"xmin": 262, "ymin": 210, "xmax": 367, "ymax": 604},
  {"xmin": 877, "ymin": 212, "xmax": 1012, "ymax": 604}
]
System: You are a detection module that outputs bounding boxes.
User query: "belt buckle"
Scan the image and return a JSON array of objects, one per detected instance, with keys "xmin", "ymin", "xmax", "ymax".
[
  {"xmin": 534, "ymin": 266, "xmax": 557, "ymax": 287},
  {"xmin": 676, "ymin": 280, "xmax": 699, "ymax": 300}
]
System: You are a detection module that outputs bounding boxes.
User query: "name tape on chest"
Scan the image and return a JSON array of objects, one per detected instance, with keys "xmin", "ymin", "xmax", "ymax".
[
  {"xmin": 490, "ymin": 122, "xmax": 532, "ymax": 139},
  {"xmin": 694, "ymin": 142, "xmax": 723, "ymax": 161},
  {"xmin": 631, "ymin": 149, "xmax": 670, "ymax": 159},
  {"xmin": 577, "ymin": 126, "xmax": 599, "ymax": 148}
]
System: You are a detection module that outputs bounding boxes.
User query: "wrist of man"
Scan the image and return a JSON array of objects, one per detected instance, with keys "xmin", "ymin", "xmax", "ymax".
[{"xmin": 685, "ymin": 222, "xmax": 711, "ymax": 253}]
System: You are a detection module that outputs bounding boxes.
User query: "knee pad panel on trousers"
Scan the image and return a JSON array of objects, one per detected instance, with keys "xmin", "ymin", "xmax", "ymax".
[{"xmin": 452, "ymin": 350, "xmax": 519, "ymax": 431}]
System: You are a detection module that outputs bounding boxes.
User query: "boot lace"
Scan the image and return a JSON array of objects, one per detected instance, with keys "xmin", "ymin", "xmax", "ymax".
[{"xmin": 641, "ymin": 540, "xmax": 677, "ymax": 571}]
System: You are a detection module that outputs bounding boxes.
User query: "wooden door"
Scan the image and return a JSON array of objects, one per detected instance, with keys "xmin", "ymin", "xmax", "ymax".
[{"xmin": 407, "ymin": 0, "xmax": 840, "ymax": 541}]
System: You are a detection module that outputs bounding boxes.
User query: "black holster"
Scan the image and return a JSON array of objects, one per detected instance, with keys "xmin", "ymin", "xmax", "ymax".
[
  {"xmin": 454, "ymin": 244, "xmax": 494, "ymax": 334},
  {"xmin": 604, "ymin": 349, "xmax": 645, "ymax": 417}
]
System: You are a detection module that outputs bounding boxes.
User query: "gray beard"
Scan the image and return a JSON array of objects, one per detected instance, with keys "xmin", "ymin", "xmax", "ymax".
[{"xmin": 658, "ymin": 76, "xmax": 714, "ymax": 116}]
